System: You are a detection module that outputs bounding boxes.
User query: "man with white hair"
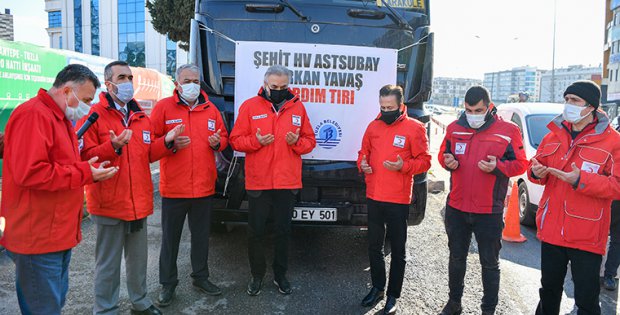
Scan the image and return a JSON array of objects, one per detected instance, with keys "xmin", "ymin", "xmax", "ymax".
[
  {"xmin": 230, "ymin": 65, "xmax": 316, "ymax": 296},
  {"xmin": 150, "ymin": 64, "xmax": 229, "ymax": 306}
]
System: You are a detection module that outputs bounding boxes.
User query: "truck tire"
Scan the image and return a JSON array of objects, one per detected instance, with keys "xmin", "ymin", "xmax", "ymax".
[{"xmin": 408, "ymin": 181, "xmax": 427, "ymax": 226}]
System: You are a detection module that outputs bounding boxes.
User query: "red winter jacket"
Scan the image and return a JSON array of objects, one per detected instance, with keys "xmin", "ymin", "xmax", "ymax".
[
  {"xmin": 528, "ymin": 112, "xmax": 620, "ymax": 255},
  {"xmin": 150, "ymin": 90, "xmax": 229, "ymax": 198},
  {"xmin": 77, "ymin": 92, "xmax": 173, "ymax": 221},
  {"xmin": 439, "ymin": 111, "xmax": 528, "ymax": 214},
  {"xmin": 357, "ymin": 108, "xmax": 431, "ymax": 204},
  {"xmin": 229, "ymin": 88, "xmax": 316, "ymax": 190},
  {"xmin": 0, "ymin": 89, "xmax": 94, "ymax": 254}
]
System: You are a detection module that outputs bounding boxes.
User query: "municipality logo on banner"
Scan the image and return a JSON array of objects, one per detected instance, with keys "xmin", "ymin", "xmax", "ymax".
[{"xmin": 314, "ymin": 119, "xmax": 342, "ymax": 150}]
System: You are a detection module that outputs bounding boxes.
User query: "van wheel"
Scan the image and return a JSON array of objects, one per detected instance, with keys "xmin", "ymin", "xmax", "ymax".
[{"xmin": 518, "ymin": 182, "xmax": 536, "ymax": 227}]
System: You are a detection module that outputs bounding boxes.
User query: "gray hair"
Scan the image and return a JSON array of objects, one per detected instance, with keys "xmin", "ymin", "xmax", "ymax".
[
  {"xmin": 263, "ymin": 65, "xmax": 291, "ymax": 82},
  {"xmin": 175, "ymin": 64, "xmax": 201, "ymax": 81}
]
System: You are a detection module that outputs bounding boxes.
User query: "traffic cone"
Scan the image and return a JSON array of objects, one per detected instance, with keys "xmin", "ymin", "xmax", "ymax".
[{"xmin": 502, "ymin": 182, "xmax": 527, "ymax": 243}]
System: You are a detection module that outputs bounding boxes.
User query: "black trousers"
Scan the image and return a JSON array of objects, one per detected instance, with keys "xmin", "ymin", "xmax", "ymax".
[
  {"xmin": 247, "ymin": 189, "xmax": 296, "ymax": 279},
  {"xmin": 367, "ymin": 198, "xmax": 409, "ymax": 298},
  {"xmin": 159, "ymin": 197, "xmax": 212, "ymax": 286},
  {"xmin": 536, "ymin": 242, "xmax": 602, "ymax": 315},
  {"xmin": 444, "ymin": 205, "xmax": 503, "ymax": 312},
  {"xmin": 604, "ymin": 201, "xmax": 620, "ymax": 277}
]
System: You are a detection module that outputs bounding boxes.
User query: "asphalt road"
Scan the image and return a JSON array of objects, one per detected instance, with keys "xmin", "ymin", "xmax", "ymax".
[{"xmin": 0, "ymin": 114, "xmax": 619, "ymax": 314}]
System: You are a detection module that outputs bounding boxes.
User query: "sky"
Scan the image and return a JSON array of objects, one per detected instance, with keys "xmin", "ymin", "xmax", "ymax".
[
  {"xmin": 431, "ymin": 0, "xmax": 605, "ymax": 79},
  {"xmin": 1, "ymin": 1, "xmax": 48, "ymax": 47},
  {"xmin": 1, "ymin": 0, "xmax": 607, "ymax": 80}
]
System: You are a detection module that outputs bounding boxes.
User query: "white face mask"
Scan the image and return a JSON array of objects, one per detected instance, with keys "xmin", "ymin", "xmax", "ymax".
[
  {"xmin": 179, "ymin": 83, "xmax": 200, "ymax": 102},
  {"xmin": 109, "ymin": 81, "xmax": 134, "ymax": 104},
  {"xmin": 563, "ymin": 103, "xmax": 590, "ymax": 123},
  {"xmin": 65, "ymin": 90, "xmax": 91, "ymax": 121},
  {"xmin": 466, "ymin": 109, "xmax": 488, "ymax": 129}
]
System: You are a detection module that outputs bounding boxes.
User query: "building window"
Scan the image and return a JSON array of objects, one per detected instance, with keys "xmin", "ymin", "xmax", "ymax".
[
  {"xmin": 91, "ymin": 0, "xmax": 99, "ymax": 56},
  {"xmin": 166, "ymin": 37, "xmax": 177, "ymax": 77},
  {"xmin": 59, "ymin": 35, "xmax": 63, "ymax": 49},
  {"xmin": 48, "ymin": 11, "xmax": 61, "ymax": 28},
  {"xmin": 74, "ymin": 0, "xmax": 82, "ymax": 52},
  {"xmin": 118, "ymin": 0, "xmax": 146, "ymax": 67}
]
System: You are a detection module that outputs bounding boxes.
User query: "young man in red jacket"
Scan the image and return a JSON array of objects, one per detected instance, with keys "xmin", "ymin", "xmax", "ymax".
[
  {"xmin": 150, "ymin": 64, "xmax": 229, "ymax": 306},
  {"xmin": 230, "ymin": 65, "xmax": 316, "ymax": 296},
  {"xmin": 0, "ymin": 64, "xmax": 118, "ymax": 315},
  {"xmin": 78, "ymin": 61, "xmax": 185, "ymax": 315},
  {"xmin": 357, "ymin": 85, "xmax": 431, "ymax": 315},
  {"xmin": 439, "ymin": 86, "xmax": 528, "ymax": 315},
  {"xmin": 529, "ymin": 81, "xmax": 620, "ymax": 315}
]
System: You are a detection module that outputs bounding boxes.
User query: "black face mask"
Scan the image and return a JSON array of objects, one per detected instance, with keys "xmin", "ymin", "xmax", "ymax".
[
  {"xmin": 380, "ymin": 109, "xmax": 401, "ymax": 125},
  {"xmin": 269, "ymin": 89, "xmax": 288, "ymax": 104}
]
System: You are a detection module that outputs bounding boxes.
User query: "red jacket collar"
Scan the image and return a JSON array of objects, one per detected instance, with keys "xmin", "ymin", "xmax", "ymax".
[
  {"xmin": 98, "ymin": 91, "xmax": 143, "ymax": 113},
  {"xmin": 549, "ymin": 110, "xmax": 610, "ymax": 141},
  {"xmin": 37, "ymin": 88, "xmax": 66, "ymax": 121}
]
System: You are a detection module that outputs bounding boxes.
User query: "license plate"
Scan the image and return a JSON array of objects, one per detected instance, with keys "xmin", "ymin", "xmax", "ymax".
[{"xmin": 292, "ymin": 207, "xmax": 337, "ymax": 222}]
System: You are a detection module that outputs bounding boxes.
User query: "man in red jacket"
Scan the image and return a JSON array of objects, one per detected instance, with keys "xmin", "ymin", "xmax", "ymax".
[
  {"xmin": 529, "ymin": 81, "xmax": 620, "ymax": 315},
  {"xmin": 439, "ymin": 86, "xmax": 528, "ymax": 315},
  {"xmin": 357, "ymin": 85, "xmax": 431, "ymax": 315},
  {"xmin": 78, "ymin": 61, "xmax": 185, "ymax": 315},
  {"xmin": 150, "ymin": 64, "xmax": 229, "ymax": 306},
  {"xmin": 230, "ymin": 65, "xmax": 316, "ymax": 296},
  {"xmin": 0, "ymin": 64, "xmax": 118, "ymax": 315}
]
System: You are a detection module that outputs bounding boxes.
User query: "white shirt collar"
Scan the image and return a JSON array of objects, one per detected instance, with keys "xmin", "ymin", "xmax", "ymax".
[{"xmin": 114, "ymin": 101, "xmax": 128, "ymax": 112}]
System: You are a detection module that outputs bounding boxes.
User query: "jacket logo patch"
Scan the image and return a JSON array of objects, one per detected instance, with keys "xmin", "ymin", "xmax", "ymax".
[
  {"xmin": 455, "ymin": 142, "xmax": 467, "ymax": 155},
  {"xmin": 292, "ymin": 115, "xmax": 302, "ymax": 127},
  {"xmin": 393, "ymin": 135, "xmax": 406, "ymax": 148},
  {"xmin": 208, "ymin": 119, "xmax": 216, "ymax": 131},
  {"xmin": 143, "ymin": 130, "xmax": 151, "ymax": 144},
  {"xmin": 252, "ymin": 114, "xmax": 268, "ymax": 120},
  {"xmin": 581, "ymin": 161, "xmax": 600, "ymax": 174},
  {"xmin": 165, "ymin": 119, "xmax": 182, "ymax": 125},
  {"xmin": 78, "ymin": 138, "xmax": 84, "ymax": 152}
]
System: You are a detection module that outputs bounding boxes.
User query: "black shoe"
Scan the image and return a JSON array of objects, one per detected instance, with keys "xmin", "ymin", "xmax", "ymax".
[
  {"xmin": 156, "ymin": 285, "xmax": 176, "ymax": 307},
  {"xmin": 361, "ymin": 287, "xmax": 385, "ymax": 307},
  {"xmin": 481, "ymin": 311, "xmax": 495, "ymax": 315},
  {"xmin": 193, "ymin": 279, "xmax": 222, "ymax": 296},
  {"xmin": 603, "ymin": 275, "xmax": 618, "ymax": 291},
  {"xmin": 383, "ymin": 296, "xmax": 397, "ymax": 314},
  {"xmin": 273, "ymin": 276, "xmax": 292, "ymax": 295},
  {"xmin": 439, "ymin": 300, "xmax": 462, "ymax": 315},
  {"xmin": 247, "ymin": 276, "xmax": 264, "ymax": 296},
  {"xmin": 131, "ymin": 305, "xmax": 163, "ymax": 315}
]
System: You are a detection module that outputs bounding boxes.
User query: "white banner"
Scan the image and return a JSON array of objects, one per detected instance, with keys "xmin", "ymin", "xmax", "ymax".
[{"xmin": 234, "ymin": 41, "xmax": 397, "ymax": 161}]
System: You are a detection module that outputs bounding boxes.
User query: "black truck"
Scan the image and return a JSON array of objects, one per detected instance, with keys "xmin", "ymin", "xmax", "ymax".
[{"xmin": 189, "ymin": 0, "xmax": 433, "ymax": 227}]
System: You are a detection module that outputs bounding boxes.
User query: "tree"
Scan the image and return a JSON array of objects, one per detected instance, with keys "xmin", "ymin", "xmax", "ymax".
[{"xmin": 146, "ymin": 0, "xmax": 194, "ymax": 51}]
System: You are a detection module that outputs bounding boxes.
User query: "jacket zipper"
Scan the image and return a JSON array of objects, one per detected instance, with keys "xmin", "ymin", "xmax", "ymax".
[
  {"xmin": 189, "ymin": 106, "xmax": 195, "ymax": 197},
  {"xmin": 123, "ymin": 112, "xmax": 138, "ymax": 220},
  {"xmin": 539, "ymin": 198, "xmax": 550, "ymax": 230}
]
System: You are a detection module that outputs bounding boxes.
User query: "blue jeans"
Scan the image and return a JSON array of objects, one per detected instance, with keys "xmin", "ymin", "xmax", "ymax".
[{"xmin": 7, "ymin": 249, "xmax": 72, "ymax": 315}]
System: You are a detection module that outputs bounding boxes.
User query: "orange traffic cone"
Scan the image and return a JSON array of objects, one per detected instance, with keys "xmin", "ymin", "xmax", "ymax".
[{"xmin": 502, "ymin": 182, "xmax": 527, "ymax": 243}]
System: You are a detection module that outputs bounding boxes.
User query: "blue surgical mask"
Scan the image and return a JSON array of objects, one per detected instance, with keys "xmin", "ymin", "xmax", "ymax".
[{"xmin": 109, "ymin": 81, "xmax": 134, "ymax": 104}]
